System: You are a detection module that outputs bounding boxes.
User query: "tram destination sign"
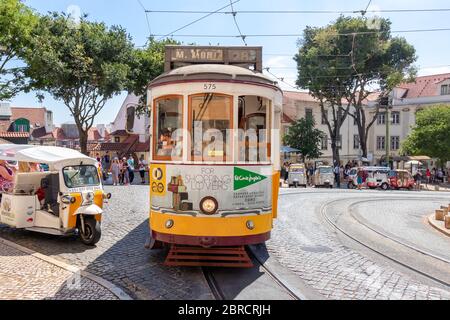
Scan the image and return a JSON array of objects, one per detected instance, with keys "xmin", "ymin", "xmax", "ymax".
[{"xmin": 164, "ymin": 46, "xmax": 263, "ymax": 72}]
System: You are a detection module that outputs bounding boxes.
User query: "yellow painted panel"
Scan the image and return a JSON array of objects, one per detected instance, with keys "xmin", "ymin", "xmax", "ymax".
[
  {"xmin": 150, "ymin": 164, "xmax": 166, "ymax": 197},
  {"xmin": 272, "ymin": 171, "xmax": 280, "ymax": 219},
  {"xmin": 150, "ymin": 211, "xmax": 273, "ymax": 237}
]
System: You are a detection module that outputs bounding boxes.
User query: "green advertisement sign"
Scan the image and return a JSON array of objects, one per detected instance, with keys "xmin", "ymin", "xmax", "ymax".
[{"xmin": 234, "ymin": 167, "xmax": 267, "ymax": 191}]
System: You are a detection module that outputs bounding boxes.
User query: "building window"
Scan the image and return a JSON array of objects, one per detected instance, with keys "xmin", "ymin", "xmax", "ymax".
[
  {"xmin": 353, "ymin": 135, "xmax": 360, "ymax": 150},
  {"xmin": 376, "ymin": 136, "xmax": 385, "ymax": 150},
  {"xmin": 391, "ymin": 112, "xmax": 400, "ymax": 125},
  {"xmin": 441, "ymin": 85, "xmax": 449, "ymax": 95},
  {"xmin": 321, "ymin": 136, "xmax": 328, "ymax": 150},
  {"xmin": 305, "ymin": 108, "xmax": 313, "ymax": 120},
  {"xmin": 391, "ymin": 136, "xmax": 400, "ymax": 151},
  {"xmin": 377, "ymin": 112, "xmax": 386, "ymax": 125}
]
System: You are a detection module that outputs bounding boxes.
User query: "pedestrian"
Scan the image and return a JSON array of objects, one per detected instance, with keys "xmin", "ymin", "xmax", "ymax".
[
  {"xmin": 138, "ymin": 155, "xmax": 147, "ymax": 184},
  {"xmin": 334, "ymin": 163, "xmax": 341, "ymax": 188},
  {"xmin": 437, "ymin": 168, "xmax": 444, "ymax": 183},
  {"xmin": 281, "ymin": 163, "xmax": 287, "ymax": 184},
  {"xmin": 414, "ymin": 170, "xmax": 422, "ymax": 190},
  {"xmin": 426, "ymin": 168, "xmax": 431, "ymax": 184},
  {"xmin": 357, "ymin": 170, "xmax": 364, "ymax": 190},
  {"xmin": 127, "ymin": 155, "xmax": 135, "ymax": 184},
  {"xmin": 284, "ymin": 163, "xmax": 289, "ymax": 182},
  {"xmin": 121, "ymin": 157, "xmax": 130, "ymax": 186},
  {"xmin": 111, "ymin": 158, "xmax": 120, "ymax": 186}
]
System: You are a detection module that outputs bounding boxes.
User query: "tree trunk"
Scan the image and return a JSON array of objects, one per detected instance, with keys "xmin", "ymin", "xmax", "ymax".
[{"xmin": 79, "ymin": 130, "xmax": 88, "ymax": 155}]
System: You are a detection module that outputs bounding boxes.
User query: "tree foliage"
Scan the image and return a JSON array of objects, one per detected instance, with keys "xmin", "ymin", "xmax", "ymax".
[
  {"xmin": 127, "ymin": 38, "xmax": 180, "ymax": 115},
  {"xmin": 283, "ymin": 117, "xmax": 325, "ymax": 162},
  {"xmin": 295, "ymin": 16, "xmax": 417, "ymax": 160},
  {"xmin": 0, "ymin": 0, "xmax": 37, "ymax": 100},
  {"xmin": 24, "ymin": 12, "xmax": 135, "ymax": 154},
  {"xmin": 401, "ymin": 105, "xmax": 450, "ymax": 165}
]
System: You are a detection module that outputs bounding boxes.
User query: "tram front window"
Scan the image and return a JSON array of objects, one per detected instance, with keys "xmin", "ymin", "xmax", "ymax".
[
  {"xmin": 237, "ymin": 96, "xmax": 271, "ymax": 163},
  {"xmin": 189, "ymin": 94, "xmax": 232, "ymax": 162},
  {"xmin": 154, "ymin": 96, "xmax": 183, "ymax": 160}
]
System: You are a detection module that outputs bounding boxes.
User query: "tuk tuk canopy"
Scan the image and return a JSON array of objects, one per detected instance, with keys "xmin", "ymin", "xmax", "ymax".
[{"xmin": 0, "ymin": 145, "xmax": 97, "ymax": 168}]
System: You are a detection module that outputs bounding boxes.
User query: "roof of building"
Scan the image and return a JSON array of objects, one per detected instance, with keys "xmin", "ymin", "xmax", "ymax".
[
  {"xmin": 31, "ymin": 126, "xmax": 54, "ymax": 139},
  {"xmin": 52, "ymin": 128, "xmax": 66, "ymax": 140},
  {"xmin": 110, "ymin": 130, "xmax": 129, "ymax": 137},
  {"xmin": 88, "ymin": 127, "xmax": 103, "ymax": 141},
  {"xmin": 0, "ymin": 131, "xmax": 30, "ymax": 138},
  {"xmin": 398, "ymin": 73, "xmax": 450, "ymax": 98}
]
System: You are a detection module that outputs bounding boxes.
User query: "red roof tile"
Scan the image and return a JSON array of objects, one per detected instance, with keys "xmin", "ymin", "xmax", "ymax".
[
  {"xmin": 398, "ymin": 73, "xmax": 450, "ymax": 98},
  {"xmin": 0, "ymin": 131, "xmax": 30, "ymax": 138},
  {"xmin": 88, "ymin": 127, "xmax": 102, "ymax": 141}
]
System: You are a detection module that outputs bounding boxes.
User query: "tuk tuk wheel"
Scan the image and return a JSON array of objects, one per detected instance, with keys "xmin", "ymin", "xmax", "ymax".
[
  {"xmin": 381, "ymin": 183, "xmax": 389, "ymax": 191},
  {"xmin": 79, "ymin": 217, "xmax": 101, "ymax": 246}
]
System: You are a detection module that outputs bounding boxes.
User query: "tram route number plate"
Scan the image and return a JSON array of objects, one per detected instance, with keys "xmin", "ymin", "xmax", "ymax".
[{"xmin": 150, "ymin": 164, "xmax": 166, "ymax": 197}]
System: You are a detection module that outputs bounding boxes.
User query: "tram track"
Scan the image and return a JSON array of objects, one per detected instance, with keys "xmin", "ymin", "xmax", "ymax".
[
  {"xmin": 202, "ymin": 246, "xmax": 302, "ymax": 300},
  {"xmin": 318, "ymin": 195, "xmax": 450, "ymax": 288}
]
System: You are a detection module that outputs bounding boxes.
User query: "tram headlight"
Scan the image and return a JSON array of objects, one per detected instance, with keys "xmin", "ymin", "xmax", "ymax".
[
  {"xmin": 165, "ymin": 219, "xmax": 174, "ymax": 229},
  {"xmin": 200, "ymin": 197, "xmax": 218, "ymax": 215},
  {"xmin": 246, "ymin": 220, "xmax": 255, "ymax": 230}
]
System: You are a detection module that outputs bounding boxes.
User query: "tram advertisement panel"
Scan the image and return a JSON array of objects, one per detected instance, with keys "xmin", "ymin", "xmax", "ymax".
[{"xmin": 150, "ymin": 164, "xmax": 273, "ymax": 214}]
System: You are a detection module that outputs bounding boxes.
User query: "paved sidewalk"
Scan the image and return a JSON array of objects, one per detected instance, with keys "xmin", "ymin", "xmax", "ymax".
[{"xmin": 0, "ymin": 241, "xmax": 119, "ymax": 300}]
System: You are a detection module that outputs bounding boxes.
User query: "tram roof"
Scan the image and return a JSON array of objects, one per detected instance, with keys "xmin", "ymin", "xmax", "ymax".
[{"xmin": 149, "ymin": 64, "xmax": 281, "ymax": 90}]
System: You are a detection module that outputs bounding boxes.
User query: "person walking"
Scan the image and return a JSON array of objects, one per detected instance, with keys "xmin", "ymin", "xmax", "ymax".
[
  {"xmin": 111, "ymin": 158, "xmax": 120, "ymax": 186},
  {"xmin": 334, "ymin": 163, "xmax": 341, "ymax": 188},
  {"xmin": 357, "ymin": 170, "xmax": 364, "ymax": 190},
  {"xmin": 127, "ymin": 155, "xmax": 135, "ymax": 184},
  {"xmin": 426, "ymin": 168, "xmax": 431, "ymax": 184},
  {"xmin": 121, "ymin": 157, "xmax": 130, "ymax": 186},
  {"xmin": 138, "ymin": 155, "xmax": 147, "ymax": 184}
]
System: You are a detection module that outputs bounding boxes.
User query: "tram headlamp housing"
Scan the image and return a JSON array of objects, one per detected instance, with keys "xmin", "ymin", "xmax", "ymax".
[
  {"xmin": 165, "ymin": 219, "xmax": 174, "ymax": 229},
  {"xmin": 246, "ymin": 220, "xmax": 255, "ymax": 230},
  {"xmin": 200, "ymin": 197, "xmax": 218, "ymax": 215}
]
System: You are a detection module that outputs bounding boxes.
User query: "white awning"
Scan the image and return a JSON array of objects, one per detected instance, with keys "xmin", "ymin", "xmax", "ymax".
[{"xmin": 0, "ymin": 145, "xmax": 96, "ymax": 165}]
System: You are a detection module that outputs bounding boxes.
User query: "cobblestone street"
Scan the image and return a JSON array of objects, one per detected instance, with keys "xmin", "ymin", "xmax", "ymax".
[
  {"xmin": 0, "ymin": 241, "xmax": 117, "ymax": 300},
  {"xmin": 266, "ymin": 189, "xmax": 450, "ymax": 300}
]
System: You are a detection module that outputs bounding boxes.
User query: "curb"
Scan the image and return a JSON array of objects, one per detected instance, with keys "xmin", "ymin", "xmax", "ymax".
[
  {"xmin": 248, "ymin": 244, "xmax": 326, "ymax": 300},
  {"xmin": 0, "ymin": 237, "xmax": 132, "ymax": 300},
  {"xmin": 427, "ymin": 214, "xmax": 450, "ymax": 237}
]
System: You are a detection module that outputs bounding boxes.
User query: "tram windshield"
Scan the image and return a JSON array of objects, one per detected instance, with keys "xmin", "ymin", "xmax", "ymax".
[{"xmin": 190, "ymin": 94, "xmax": 232, "ymax": 162}]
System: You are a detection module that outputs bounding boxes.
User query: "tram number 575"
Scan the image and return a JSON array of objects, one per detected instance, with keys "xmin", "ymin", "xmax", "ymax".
[{"xmin": 203, "ymin": 83, "xmax": 217, "ymax": 90}]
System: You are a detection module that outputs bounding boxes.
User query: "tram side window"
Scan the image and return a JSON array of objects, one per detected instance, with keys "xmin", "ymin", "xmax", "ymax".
[
  {"xmin": 189, "ymin": 94, "xmax": 232, "ymax": 162},
  {"xmin": 154, "ymin": 96, "xmax": 183, "ymax": 160},
  {"xmin": 237, "ymin": 96, "xmax": 271, "ymax": 163}
]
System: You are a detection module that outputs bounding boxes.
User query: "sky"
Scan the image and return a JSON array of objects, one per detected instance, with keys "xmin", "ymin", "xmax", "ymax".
[{"xmin": 9, "ymin": 0, "xmax": 450, "ymax": 126}]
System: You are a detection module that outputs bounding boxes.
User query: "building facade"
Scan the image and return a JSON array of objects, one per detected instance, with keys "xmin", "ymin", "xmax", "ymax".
[{"xmin": 282, "ymin": 73, "xmax": 450, "ymax": 167}]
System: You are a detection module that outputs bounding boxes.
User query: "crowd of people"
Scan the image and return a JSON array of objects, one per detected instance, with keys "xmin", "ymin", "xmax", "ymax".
[
  {"xmin": 96, "ymin": 153, "xmax": 148, "ymax": 186},
  {"xmin": 281, "ymin": 160, "xmax": 450, "ymax": 189}
]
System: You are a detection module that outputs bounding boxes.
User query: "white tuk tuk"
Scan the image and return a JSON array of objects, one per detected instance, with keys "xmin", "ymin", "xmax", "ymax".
[
  {"xmin": 0, "ymin": 145, "xmax": 110, "ymax": 245},
  {"xmin": 288, "ymin": 163, "xmax": 307, "ymax": 188},
  {"xmin": 314, "ymin": 166, "xmax": 334, "ymax": 188}
]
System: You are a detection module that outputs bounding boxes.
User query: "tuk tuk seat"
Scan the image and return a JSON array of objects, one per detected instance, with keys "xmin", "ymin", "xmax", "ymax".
[{"xmin": 12, "ymin": 172, "xmax": 51, "ymax": 195}]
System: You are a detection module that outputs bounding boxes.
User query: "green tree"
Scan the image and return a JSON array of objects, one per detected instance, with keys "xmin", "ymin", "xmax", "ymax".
[
  {"xmin": 0, "ymin": 0, "xmax": 37, "ymax": 100},
  {"xmin": 283, "ymin": 117, "xmax": 325, "ymax": 163},
  {"xmin": 295, "ymin": 16, "xmax": 416, "ymax": 161},
  {"xmin": 24, "ymin": 13, "xmax": 135, "ymax": 154},
  {"xmin": 402, "ymin": 105, "xmax": 450, "ymax": 166},
  {"xmin": 127, "ymin": 38, "xmax": 179, "ymax": 115}
]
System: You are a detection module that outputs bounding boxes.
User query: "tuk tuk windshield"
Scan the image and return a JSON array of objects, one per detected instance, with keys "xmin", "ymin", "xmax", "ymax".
[
  {"xmin": 290, "ymin": 166, "xmax": 304, "ymax": 173},
  {"xmin": 319, "ymin": 167, "xmax": 333, "ymax": 174},
  {"xmin": 63, "ymin": 165, "xmax": 100, "ymax": 188}
]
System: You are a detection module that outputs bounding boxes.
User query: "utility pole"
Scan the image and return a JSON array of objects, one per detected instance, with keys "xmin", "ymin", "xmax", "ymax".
[{"xmin": 379, "ymin": 96, "xmax": 391, "ymax": 168}]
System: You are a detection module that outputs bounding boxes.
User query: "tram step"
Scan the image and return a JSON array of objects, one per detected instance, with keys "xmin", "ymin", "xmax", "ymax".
[{"xmin": 165, "ymin": 245, "xmax": 253, "ymax": 268}]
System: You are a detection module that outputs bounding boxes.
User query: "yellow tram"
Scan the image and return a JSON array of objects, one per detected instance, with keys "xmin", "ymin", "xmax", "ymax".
[{"xmin": 147, "ymin": 46, "xmax": 282, "ymax": 255}]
